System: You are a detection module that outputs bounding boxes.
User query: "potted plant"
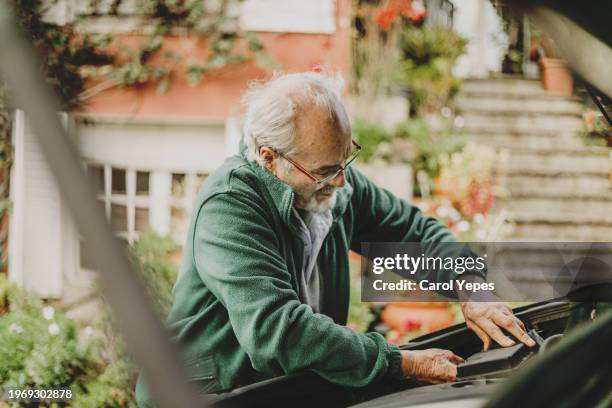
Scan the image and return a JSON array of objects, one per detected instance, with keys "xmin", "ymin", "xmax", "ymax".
[{"xmin": 529, "ymin": 33, "xmax": 573, "ymax": 96}]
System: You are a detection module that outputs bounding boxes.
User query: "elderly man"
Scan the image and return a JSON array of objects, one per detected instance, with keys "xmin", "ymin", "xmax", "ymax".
[{"xmin": 136, "ymin": 72, "xmax": 534, "ymax": 406}]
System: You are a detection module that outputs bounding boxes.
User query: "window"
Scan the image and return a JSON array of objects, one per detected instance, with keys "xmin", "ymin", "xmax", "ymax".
[
  {"xmin": 80, "ymin": 164, "xmax": 152, "ymax": 269},
  {"xmin": 87, "ymin": 164, "xmax": 105, "ymax": 194},
  {"xmin": 112, "ymin": 168, "xmax": 126, "ymax": 194},
  {"xmin": 136, "ymin": 171, "xmax": 150, "ymax": 195},
  {"xmin": 80, "ymin": 164, "xmax": 208, "ymax": 269}
]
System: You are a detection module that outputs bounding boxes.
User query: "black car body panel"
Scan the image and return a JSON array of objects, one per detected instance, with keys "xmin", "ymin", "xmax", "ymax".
[{"xmin": 213, "ymin": 293, "xmax": 612, "ymax": 408}]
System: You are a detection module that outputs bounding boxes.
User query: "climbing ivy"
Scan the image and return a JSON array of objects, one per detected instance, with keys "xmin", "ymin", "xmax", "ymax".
[
  {"xmin": 9, "ymin": 0, "xmax": 274, "ymax": 106},
  {"xmin": 0, "ymin": 0, "xmax": 275, "ymax": 270}
]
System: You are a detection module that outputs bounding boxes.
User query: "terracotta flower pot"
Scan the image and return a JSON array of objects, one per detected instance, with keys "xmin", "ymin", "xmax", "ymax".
[{"xmin": 539, "ymin": 57, "xmax": 573, "ymax": 96}]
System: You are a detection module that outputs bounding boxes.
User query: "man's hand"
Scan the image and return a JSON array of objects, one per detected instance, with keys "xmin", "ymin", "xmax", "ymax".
[
  {"xmin": 460, "ymin": 301, "xmax": 536, "ymax": 351},
  {"xmin": 400, "ymin": 349, "xmax": 464, "ymax": 384}
]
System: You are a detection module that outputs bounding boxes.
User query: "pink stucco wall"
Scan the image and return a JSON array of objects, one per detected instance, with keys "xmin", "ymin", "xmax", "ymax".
[{"xmin": 78, "ymin": 0, "xmax": 351, "ymax": 121}]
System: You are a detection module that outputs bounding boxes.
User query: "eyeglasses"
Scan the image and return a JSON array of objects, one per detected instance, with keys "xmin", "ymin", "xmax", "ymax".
[{"xmin": 267, "ymin": 139, "xmax": 362, "ymax": 185}]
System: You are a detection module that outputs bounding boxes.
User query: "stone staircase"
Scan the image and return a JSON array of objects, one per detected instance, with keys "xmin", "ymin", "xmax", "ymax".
[{"xmin": 455, "ymin": 76, "xmax": 612, "ymax": 242}]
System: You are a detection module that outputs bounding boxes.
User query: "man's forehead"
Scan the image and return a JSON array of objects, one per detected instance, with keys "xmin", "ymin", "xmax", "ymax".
[
  {"xmin": 295, "ymin": 105, "xmax": 349, "ymax": 141},
  {"xmin": 295, "ymin": 128, "xmax": 350, "ymax": 157}
]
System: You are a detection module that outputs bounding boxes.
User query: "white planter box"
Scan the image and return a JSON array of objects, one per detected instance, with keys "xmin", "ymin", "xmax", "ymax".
[
  {"xmin": 357, "ymin": 163, "xmax": 413, "ymax": 202},
  {"xmin": 346, "ymin": 96, "xmax": 409, "ymax": 132}
]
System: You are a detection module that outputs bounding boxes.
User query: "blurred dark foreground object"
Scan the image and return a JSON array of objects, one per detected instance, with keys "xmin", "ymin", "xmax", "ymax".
[{"xmin": 0, "ymin": 3, "xmax": 204, "ymax": 408}]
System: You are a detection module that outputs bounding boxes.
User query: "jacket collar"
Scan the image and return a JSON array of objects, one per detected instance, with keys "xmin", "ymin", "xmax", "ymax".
[{"xmin": 239, "ymin": 136, "xmax": 353, "ymax": 227}]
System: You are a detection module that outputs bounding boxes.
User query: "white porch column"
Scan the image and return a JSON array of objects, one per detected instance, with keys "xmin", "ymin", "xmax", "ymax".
[{"xmin": 8, "ymin": 110, "xmax": 65, "ymax": 298}]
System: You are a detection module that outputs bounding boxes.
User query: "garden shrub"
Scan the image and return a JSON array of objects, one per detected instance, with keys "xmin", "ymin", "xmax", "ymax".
[
  {"xmin": 0, "ymin": 231, "xmax": 179, "ymax": 407},
  {"xmin": 0, "ymin": 274, "xmax": 89, "ymax": 406},
  {"xmin": 129, "ymin": 231, "xmax": 179, "ymax": 316}
]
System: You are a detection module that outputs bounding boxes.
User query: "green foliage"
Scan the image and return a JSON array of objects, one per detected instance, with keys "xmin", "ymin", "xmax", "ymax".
[
  {"xmin": 113, "ymin": 0, "xmax": 276, "ymax": 88},
  {"xmin": 352, "ymin": 116, "xmax": 466, "ymax": 195},
  {"xmin": 348, "ymin": 284, "xmax": 374, "ymax": 333},
  {"xmin": 129, "ymin": 231, "xmax": 179, "ymax": 317},
  {"xmin": 399, "ymin": 26, "xmax": 467, "ymax": 115},
  {"xmin": 0, "ymin": 275, "xmax": 89, "ymax": 392},
  {"xmin": 68, "ymin": 231, "xmax": 179, "ymax": 407},
  {"xmin": 395, "ymin": 118, "xmax": 466, "ymax": 188},
  {"xmin": 352, "ymin": 117, "xmax": 393, "ymax": 163},
  {"xmin": 0, "ymin": 230, "xmax": 179, "ymax": 407},
  {"xmin": 581, "ymin": 110, "xmax": 611, "ymax": 147},
  {"xmin": 347, "ymin": 257, "xmax": 374, "ymax": 333},
  {"xmin": 12, "ymin": 0, "xmax": 115, "ymax": 108},
  {"xmin": 72, "ymin": 357, "xmax": 136, "ymax": 408},
  {"xmin": 10, "ymin": 0, "xmax": 274, "ymax": 106},
  {"xmin": 0, "ymin": 274, "xmax": 12, "ymax": 312},
  {"xmin": 400, "ymin": 26, "xmax": 467, "ymax": 64}
]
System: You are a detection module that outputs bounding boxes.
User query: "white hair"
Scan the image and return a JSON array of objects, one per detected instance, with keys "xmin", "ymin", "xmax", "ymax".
[{"xmin": 242, "ymin": 71, "xmax": 351, "ymax": 166}]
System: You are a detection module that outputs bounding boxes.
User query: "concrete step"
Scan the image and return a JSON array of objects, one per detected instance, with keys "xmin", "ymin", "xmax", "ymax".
[
  {"xmin": 504, "ymin": 146, "xmax": 607, "ymax": 155},
  {"xmin": 509, "ymin": 197, "xmax": 612, "ymax": 224},
  {"xmin": 506, "ymin": 174, "xmax": 611, "ymax": 198},
  {"xmin": 462, "ymin": 113, "xmax": 583, "ymax": 134},
  {"xmin": 462, "ymin": 78, "xmax": 544, "ymax": 96},
  {"xmin": 459, "ymin": 76, "xmax": 610, "ymax": 243},
  {"xmin": 456, "ymin": 94, "xmax": 583, "ymax": 116},
  {"xmin": 505, "ymin": 150, "xmax": 611, "ymax": 176},
  {"xmin": 511, "ymin": 221, "xmax": 612, "ymax": 241},
  {"xmin": 468, "ymin": 133, "xmax": 584, "ymax": 150}
]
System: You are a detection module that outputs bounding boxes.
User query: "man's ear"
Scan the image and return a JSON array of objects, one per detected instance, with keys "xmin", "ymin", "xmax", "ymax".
[{"xmin": 259, "ymin": 147, "xmax": 277, "ymax": 174}]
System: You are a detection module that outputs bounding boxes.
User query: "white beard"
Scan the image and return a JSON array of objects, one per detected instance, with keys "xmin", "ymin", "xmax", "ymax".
[{"xmin": 303, "ymin": 190, "xmax": 337, "ymax": 213}]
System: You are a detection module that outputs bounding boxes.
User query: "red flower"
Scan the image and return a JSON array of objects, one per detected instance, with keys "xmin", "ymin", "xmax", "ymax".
[
  {"xmin": 391, "ymin": 0, "xmax": 427, "ymax": 23},
  {"xmin": 461, "ymin": 182, "xmax": 496, "ymax": 218},
  {"xmin": 375, "ymin": 6, "xmax": 399, "ymax": 31},
  {"xmin": 403, "ymin": 318, "xmax": 422, "ymax": 332},
  {"xmin": 393, "ymin": 0, "xmax": 413, "ymax": 17}
]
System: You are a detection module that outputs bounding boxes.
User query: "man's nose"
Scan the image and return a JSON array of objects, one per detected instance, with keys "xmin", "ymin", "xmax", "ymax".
[{"xmin": 327, "ymin": 171, "xmax": 345, "ymax": 188}]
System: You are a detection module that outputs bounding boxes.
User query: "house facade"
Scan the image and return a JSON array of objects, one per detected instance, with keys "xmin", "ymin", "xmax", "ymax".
[
  {"xmin": 8, "ymin": 0, "xmax": 352, "ymax": 298},
  {"xmin": 7, "ymin": 0, "xmax": 504, "ymax": 298}
]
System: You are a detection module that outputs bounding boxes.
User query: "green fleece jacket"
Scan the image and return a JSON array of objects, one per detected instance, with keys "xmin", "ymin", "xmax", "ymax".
[{"xmin": 135, "ymin": 144, "xmax": 470, "ymax": 407}]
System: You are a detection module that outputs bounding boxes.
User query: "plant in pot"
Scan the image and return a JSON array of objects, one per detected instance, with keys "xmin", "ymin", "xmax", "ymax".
[
  {"xmin": 398, "ymin": 26, "xmax": 467, "ymax": 116},
  {"xmin": 528, "ymin": 31, "xmax": 573, "ymax": 96},
  {"xmin": 350, "ymin": 1, "xmax": 428, "ymax": 126}
]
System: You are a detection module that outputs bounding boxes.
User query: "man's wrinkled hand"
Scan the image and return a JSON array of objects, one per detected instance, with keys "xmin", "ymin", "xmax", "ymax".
[
  {"xmin": 400, "ymin": 349, "xmax": 464, "ymax": 384},
  {"xmin": 461, "ymin": 301, "xmax": 536, "ymax": 351}
]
